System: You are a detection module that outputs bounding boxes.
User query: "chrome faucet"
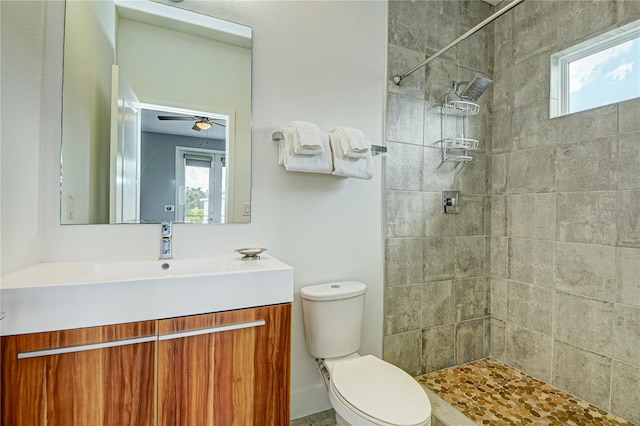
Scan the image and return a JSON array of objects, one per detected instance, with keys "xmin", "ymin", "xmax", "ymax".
[{"xmin": 160, "ymin": 222, "xmax": 173, "ymax": 259}]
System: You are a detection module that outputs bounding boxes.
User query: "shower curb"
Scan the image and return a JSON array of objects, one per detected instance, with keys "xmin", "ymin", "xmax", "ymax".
[{"xmin": 417, "ymin": 383, "xmax": 476, "ymax": 426}]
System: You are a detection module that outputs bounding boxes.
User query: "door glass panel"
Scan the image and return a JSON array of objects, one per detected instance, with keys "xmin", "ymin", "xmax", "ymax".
[
  {"xmin": 184, "ymin": 160, "xmax": 211, "ymax": 224},
  {"xmin": 176, "ymin": 148, "xmax": 224, "ymax": 224}
]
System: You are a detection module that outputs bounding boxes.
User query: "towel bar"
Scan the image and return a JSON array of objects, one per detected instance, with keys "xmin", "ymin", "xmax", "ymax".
[{"xmin": 271, "ymin": 131, "xmax": 387, "ymax": 155}]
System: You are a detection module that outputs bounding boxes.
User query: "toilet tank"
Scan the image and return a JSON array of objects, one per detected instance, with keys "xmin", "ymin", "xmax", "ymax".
[{"xmin": 300, "ymin": 281, "xmax": 366, "ymax": 359}]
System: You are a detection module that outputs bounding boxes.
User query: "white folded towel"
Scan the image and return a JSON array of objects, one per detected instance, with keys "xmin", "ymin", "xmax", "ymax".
[
  {"xmin": 279, "ymin": 125, "xmax": 333, "ymax": 174},
  {"xmin": 328, "ymin": 131, "xmax": 373, "ymax": 180},
  {"xmin": 292, "ymin": 121, "xmax": 325, "ymax": 155},
  {"xmin": 336, "ymin": 127, "xmax": 370, "ymax": 159}
]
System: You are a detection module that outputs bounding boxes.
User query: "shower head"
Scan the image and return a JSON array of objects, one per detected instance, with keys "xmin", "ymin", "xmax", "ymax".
[{"xmin": 458, "ymin": 75, "xmax": 493, "ymax": 102}]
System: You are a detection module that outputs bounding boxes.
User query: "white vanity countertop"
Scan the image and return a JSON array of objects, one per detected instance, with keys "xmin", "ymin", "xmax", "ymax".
[{"xmin": 1, "ymin": 254, "xmax": 294, "ymax": 336}]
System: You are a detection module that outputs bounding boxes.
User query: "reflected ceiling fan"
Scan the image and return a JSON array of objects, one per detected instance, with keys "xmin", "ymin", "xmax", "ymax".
[{"xmin": 157, "ymin": 115, "xmax": 225, "ymax": 132}]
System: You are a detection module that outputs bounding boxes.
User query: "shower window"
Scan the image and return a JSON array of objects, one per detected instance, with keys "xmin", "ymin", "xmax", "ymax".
[{"xmin": 550, "ymin": 19, "xmax": 640, "ymax": 117}]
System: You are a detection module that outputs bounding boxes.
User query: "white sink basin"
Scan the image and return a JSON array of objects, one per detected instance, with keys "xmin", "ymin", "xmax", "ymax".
[{"xmin": 1, "ymin": 254, "xmax": 293, "ymax": 336}]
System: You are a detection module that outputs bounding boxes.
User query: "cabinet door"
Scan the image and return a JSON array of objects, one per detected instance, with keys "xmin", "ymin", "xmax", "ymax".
[
  {"xmin": 1, "ymin": 321, "xmax": 157, "ymax": 426},
  {"xmin": 158, "ymin": 303, "xmax": 291, "ymax": 426}
]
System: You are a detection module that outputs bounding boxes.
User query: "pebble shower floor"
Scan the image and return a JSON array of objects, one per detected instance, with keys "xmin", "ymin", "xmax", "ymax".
[{"xmin": 418, "ymin": 358, "xmax": 634, "ymax": 425}]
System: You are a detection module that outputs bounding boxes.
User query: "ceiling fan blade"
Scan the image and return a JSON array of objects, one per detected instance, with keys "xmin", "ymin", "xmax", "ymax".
[
  {"xmin": 192, "ymin": 123, "xmax": 201, "ymax": 131},
  {"xmin": 211, "ymin": 121, "xmax": 226, "ymax": 128},
  {"xmin": 157, "ymin": 116, "xmax": 195, "ymax": 121}
]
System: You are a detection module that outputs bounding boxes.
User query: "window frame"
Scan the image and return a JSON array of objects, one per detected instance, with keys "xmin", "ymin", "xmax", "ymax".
[{"xmin": 550, "ymin": 19, "xmax": 640, "ymax": 118}]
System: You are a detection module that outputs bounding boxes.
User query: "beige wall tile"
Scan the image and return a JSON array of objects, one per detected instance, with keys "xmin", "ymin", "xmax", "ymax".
[
  {"xmin": 611, "ymin": 361, "xmax": 640, "ymax": 424},
  {"xmin": 384, "ymin": 284, "xmax": 422, "ymax": 335},
  {"xmin": 555, "ymin": 242, "xmax": 616, "ymax": 301},
  {"xmin": 456, "ymin": 318, "xmax": 485, "ymax": 364},
  {"xmin": 383, "ymin": 330, "xmax": 422, "ymax": 376},
  {"xmin": 384, "ymin": 142, "xmax": 423, "ymax": 191},
  {"xmin": 423, "ymin": 192, "xmax": 457, "ymax": 237},
  {"xmin": 507, "ymin": 281, "xmax": 553, "ymax": 335},
  {"xmin": 508, "ymin": 147, "xmax": 556, "ymax": 194},
  {"xmin": 490, "ymin": 318, "xmax": 507, "ymax": 361},
  {"xmin": 491, "ymin": 277, "xmax": 508, "ymax": 321},
  {"xmin": 423, "ymin": 148, "xmax": 455, "ymax": 191},
  {"xmin": 455, "ymin": 236, "xmax": 485, "ymax": 279},
  {"xmin": 385, "ymin": 237, "xmax": 423, "ymax": 286},
  {"xmin": 507, "ymin": 238, "xmax": 554, "ymax": 287},
  {"xmin": 512, "ymin": 54, "xmax": 550, "ymax": 109},
  {"xmin": 387, "ymin": 44, "xmax": 426, "ymax": 99},
  {"xmin": 388, "ymin": 0, "xmax": 427, "ymax": 53},
  {"xmin": 422, "ymin": 280, "xmax": 455, "ymax": 328},
  {"xmin": 423, "ymin": 324, "xmax": 455, "ymax": 373},
  {"xmin": 511, "ymin": 103, "xmax": 557, "ymax": 150},
  {"xmin": 556, "ymin": 191, "xmax": 617, "ymax": 245},
  {"xmin": 386, "ymin": 93, "xmax": 425, "ymax": 145},
  {"xmin": 506, "ymin": 323, "xmax": 552, "ymax": 382},
  {"xmin": 556, "ymin": 137, "xmax": 617, "ymax": 192},
  {"xmin": 490, "ymin": 237, "xmax": 508, "ymax": 278},
  {"xmin": 554, "ymin": 292, "xmax": 614, "ymax": 356},
  {"xmin": 552, "ymin": 340, "xmax": 612, "ymax": 410},
  {"xmin": 557, "ymin": 105, "xmax": 618, "ymax": 144},
  {"xmin": 385, "ymin": 190, "xmax": 424, "ymax": 238},
  {"xmin": 617, "ymin": 190, "xmax": 640, "ymax": 246},
  {"xmin": 613, "ymin": 304, "xmax": 640, "ymax": 367},
  {"xmin": 490, "ymin": 196, "xmax": 507, "ymax": 237},
  {"xmin": 617, "ymin": 247, "xmax": 640, "ymax": 308},
  {"xmin": 507, "ymin": 193, "xmax": 556, "ymax": 240},
  {"xmin": 617, "ymin": 132, "xmax": 640, "ymax": 190},
  {"xmin": 618, "ymin": 98, "xmax": 640, "ymax": 134},
  {"xmin": 455, "ymin": 277, "xmax": 488, "ymax": 322},
  {"xmin": 423, "ymin": 237, "xmax": 456, "ymax": 282}
]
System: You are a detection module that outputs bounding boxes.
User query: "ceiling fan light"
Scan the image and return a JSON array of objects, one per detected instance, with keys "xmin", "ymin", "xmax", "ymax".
[{"xmin": 195, "ymin": 120, "xmax": 212, "ymax": 130}]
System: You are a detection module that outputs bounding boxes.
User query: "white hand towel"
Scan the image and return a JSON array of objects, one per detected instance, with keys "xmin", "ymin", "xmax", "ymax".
[
  {"xmin": 279, "ymin": 126, "xmax": 333, "ymax": 174},
  {"xmin": 328, "ymin": 131, "xmax": 373, "ymax": 180},
  {"xmin": 336, "ymin": 127, "xmax": 370, "ymax": 159},
  {"xmin": 292, "ymin": 121, "xmax": 324, "ymax": 155}
]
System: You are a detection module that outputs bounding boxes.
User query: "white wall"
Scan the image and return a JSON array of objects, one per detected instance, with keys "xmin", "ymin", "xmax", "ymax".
[
  {"xmin": 1, "ymin": 1, "xmax": 47, "ymax": 273},
  {"xmin": 1, "ymin": 0, "xmax": 387, "ymax": 419}
]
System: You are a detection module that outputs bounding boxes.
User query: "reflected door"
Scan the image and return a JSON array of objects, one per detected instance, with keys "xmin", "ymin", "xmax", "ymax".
[{"xmin": 175, "ymin": 148, "xmax": 225, "ymax": 223}]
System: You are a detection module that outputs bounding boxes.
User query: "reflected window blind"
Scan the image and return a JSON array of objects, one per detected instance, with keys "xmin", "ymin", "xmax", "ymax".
[{"xmin": 184, "ymin": 154, "xmax": 212, "ymax": 168}]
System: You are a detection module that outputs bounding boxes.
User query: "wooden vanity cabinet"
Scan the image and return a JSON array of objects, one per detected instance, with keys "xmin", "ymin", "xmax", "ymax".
[
  {"xmin": 158, "ymin": 303, "xmax": 291, "ymax": 426},
  {"xmin": 1, "ymin": 320, "xmax": 157, "ymax": 426},
  {"xmin": 1, "ymin": 303, "xmax": 291, "ymax": 426}
]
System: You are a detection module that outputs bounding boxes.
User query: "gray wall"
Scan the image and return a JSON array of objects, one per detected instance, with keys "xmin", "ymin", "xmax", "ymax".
[
  {"xmin": 489, "ymin": 1, "xmax": 640, "ymax": 423},
  {"xmin": 384, "ymin": 0, "xmax": 640, "ymax": 423},
  {"xmin": 140, "ymin": 131, "xmax": 224, "ymax": 223},
  {"xmin": 383, "ymin": 0, "xmax": 494, "ymax": 376}
]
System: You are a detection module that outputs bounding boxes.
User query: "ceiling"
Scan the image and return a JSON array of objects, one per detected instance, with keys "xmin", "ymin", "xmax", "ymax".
[{"xmin": 140, "ymin": 109, "xmax": 226, "ymax": 140}]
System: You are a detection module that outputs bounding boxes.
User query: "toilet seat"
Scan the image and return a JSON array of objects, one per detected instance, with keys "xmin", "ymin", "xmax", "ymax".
[{"xmin": 329, "ymin": 355, "xmax": 431, "ymax": 426}]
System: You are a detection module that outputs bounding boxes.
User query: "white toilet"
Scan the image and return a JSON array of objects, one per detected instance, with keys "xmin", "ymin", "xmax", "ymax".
[{"xmin": 301, "ymin": 281, "xmax": 431, "ymax": 426}]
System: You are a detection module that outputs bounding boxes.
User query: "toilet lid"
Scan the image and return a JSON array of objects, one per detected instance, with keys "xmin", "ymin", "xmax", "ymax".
[{"xmin": 331, "ymin": 355, "xmax": 431, "ymax": 426}]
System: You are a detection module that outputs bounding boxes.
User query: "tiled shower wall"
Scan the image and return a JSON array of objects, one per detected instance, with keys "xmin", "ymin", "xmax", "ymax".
[
  {"xmin": 384, "ymin": 0, "xmax": 640, "ymax": 423},
  {"xmin": 489, "ymin": 1, "xmax": 640, "ymax": 423},
  {"xmin": 383, "ymin": 0, "xmax": 494, "ymax": 376}
]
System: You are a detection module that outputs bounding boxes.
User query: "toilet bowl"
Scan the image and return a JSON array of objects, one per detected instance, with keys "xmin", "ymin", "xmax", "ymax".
[
  {"xmin": 323, "ymin": 355, "xmax": 431, "ymax": 426},
  {"xmin": 300, "ymin": 281, "xmax": 432, "ymax": 426}
]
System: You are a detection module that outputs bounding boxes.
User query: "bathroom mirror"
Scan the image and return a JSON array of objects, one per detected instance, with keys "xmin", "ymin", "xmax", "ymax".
[{"xmin": 60, "ymin": 0, "xmax": 252, "ymax": 224}]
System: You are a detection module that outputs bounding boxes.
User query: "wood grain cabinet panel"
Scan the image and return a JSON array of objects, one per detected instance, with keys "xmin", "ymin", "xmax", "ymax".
[
  {"xmin": 1, "ymin": 303, "xmax": 291, "ymax": 426},
  {"xmin": 158, "ymin": 303, "xmax": 291, "ymax": 426},
  {"xmin": 1, "ymin": 321, "xmax": 157, "ymax": 426}
]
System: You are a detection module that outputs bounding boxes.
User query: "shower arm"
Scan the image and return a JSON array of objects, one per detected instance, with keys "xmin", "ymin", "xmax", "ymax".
[{"xmin": 392, "ymin": 0, "xmax": 526, "ymax": 85}]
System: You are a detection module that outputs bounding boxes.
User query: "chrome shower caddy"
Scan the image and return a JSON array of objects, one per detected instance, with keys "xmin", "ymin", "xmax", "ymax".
[{"xmin": 439, "ymin": 98, "xmax": 480, "ymax": 163}]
